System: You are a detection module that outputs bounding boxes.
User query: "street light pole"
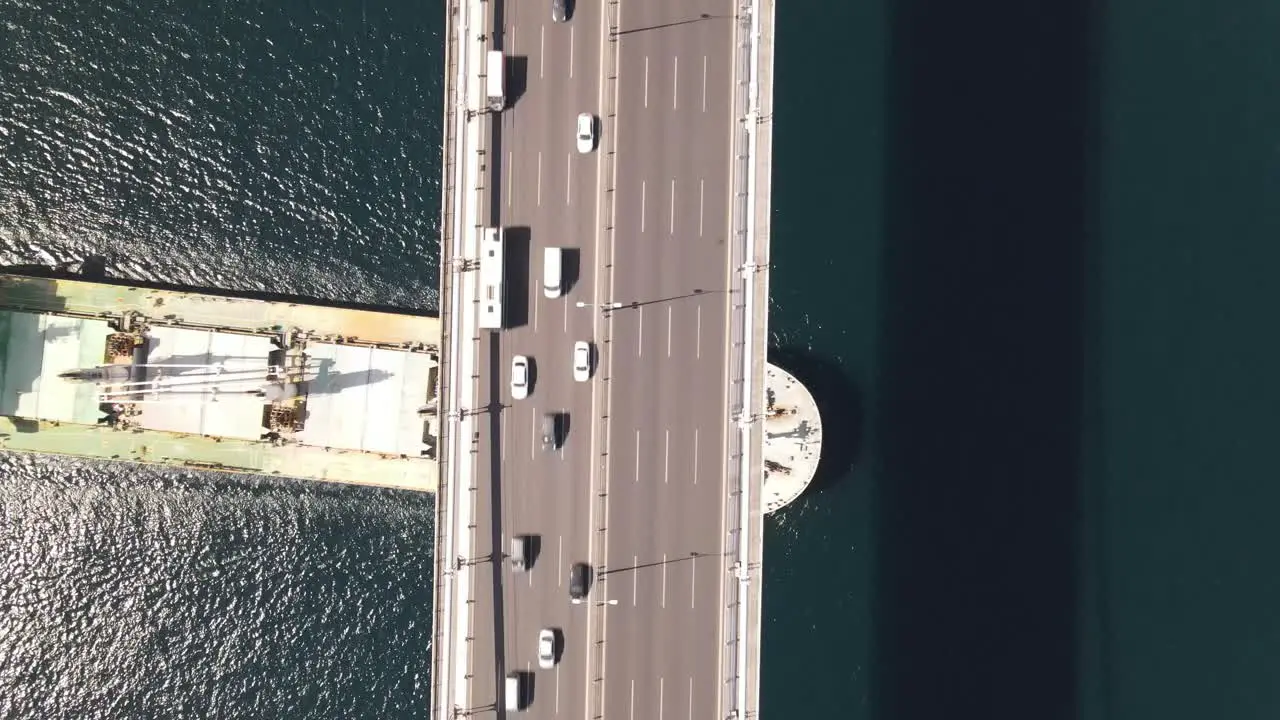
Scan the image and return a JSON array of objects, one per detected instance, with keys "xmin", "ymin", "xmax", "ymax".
[{"xmin": 575, "ymin": 301, "xmax": 623, "ymax": 311}]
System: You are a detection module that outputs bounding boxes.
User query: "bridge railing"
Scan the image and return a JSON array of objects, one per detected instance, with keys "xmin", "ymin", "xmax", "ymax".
[
  {"xmin": 722, "ymin": 0, "xmax": 770, "ymax": 719},
  {"xmin": 432, "ymin": 2, "xmax": 463, "ymax": 720},
  {"xmin": 588, "ymin": 3, "xmax": 624, "ymax": 720}
]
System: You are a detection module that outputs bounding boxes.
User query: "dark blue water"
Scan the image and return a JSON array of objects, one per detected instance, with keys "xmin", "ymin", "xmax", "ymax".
[
  {"xmin": 0, "ymin": 1, "xmax": 440, "ymax": 717},
  {"xmin": 0, "ymin": 462, "xmax": 433, "ymax": 718},
  {"xmin": 0, "ymin": 0, "xmax": 440, "ymax": 305},
  {"xmin": 5, "ymin": 0, "xmax": 1280, "ymax": 718},
  {"xmin": 765, "ymin": 1, "xmax": 1280, "ymax": 720}
]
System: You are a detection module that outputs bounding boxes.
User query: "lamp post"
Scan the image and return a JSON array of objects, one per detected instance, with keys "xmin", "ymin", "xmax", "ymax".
[{"xmin": 575, "ymin": 301, "xmax": 623, "ymax": 311}]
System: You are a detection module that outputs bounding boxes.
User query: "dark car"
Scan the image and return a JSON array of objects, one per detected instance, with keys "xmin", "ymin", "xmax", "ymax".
[
  {"xmin": 540, "ymin": 412, "xmax": 559, "ymax": 453},
  {"xmin": 551, "ymin": 0, "xmax": 568, "ymax": 23},
  {"xmin": 569, "ymin": 562, "xmax": 590, "ymax": 603}
]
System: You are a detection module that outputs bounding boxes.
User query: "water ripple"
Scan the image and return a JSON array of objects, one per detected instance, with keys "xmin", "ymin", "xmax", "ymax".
[
  {"xmin": 0, "ymin": 0, "xmax": 444, "ymax": 716},
  {"xmin": 0, "ymin": 454, "xmax": 436, "ymax": 719},
  {"xmin": 0, "ymin": 0, "xmax": 443, "ymax": 309}
]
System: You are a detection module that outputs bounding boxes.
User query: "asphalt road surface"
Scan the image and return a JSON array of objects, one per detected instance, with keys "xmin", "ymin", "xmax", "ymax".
[
  {"xmin": 463, "ymin": 1, "xmax": 739, "ymax": 718},
  {"xmin": 596, "ymin": 3, "xmax": 738, "ymax": 720}
]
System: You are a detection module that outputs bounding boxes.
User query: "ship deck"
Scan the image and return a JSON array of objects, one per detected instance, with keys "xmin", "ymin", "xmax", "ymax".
[{"xmin": 0, "ymin": 273, "xmax": 442, "ymax": 492}]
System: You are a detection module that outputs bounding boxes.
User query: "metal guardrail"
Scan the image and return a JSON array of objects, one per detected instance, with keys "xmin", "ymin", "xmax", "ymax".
[
  {"xmin": 722, "ymin": 0, "xmax": 767, "ymax": 718},
  {"xmin": 587, "ymin": 3, "xmax": 623, "ymax": 719},
  {"xmin": 431, "ymin": 3, "xmax": 463, "ymax": 720}
]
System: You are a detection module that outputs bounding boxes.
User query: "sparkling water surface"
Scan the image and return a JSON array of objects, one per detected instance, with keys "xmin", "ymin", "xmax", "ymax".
[
  {"xmin": 0, "ymin": 455, "xmax": 434, "ymax": 718},
  {"xmin": 14, "ymin": 0, "xmax": 1280, "ymax": 718},
  {"xmin": 0, "ymin": 0, "xmax": 442, "ymax": 306},
  {"xmin": 1, "ymin": 1, "xmax": 443, "ymax": 717}
]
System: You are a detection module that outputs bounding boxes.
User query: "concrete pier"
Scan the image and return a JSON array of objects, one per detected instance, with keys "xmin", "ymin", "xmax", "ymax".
[{"xmin": 763, "ymin": 362, "xmax": 823, "ymax": 513}]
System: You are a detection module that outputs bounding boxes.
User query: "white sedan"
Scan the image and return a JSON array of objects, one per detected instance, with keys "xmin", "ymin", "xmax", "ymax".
[
  {"xmin": 537, "ymin": 628, "xmax": 557, "ymax": 669},
  {"xmin": 572, "ymin": 341, "xmax": 592, "ymax": 382},
  {"xmin": 576, "ymin": 113, "xmax": 596, "ymax": 154},
  {"xmin": 511, "ymin": 355, "xmax": 531, "ymax": 400}
]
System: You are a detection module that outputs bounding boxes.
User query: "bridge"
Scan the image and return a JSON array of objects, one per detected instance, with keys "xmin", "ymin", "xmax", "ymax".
[{"xmin": 433, "ymin": 0, "xmax": 775, "ymax": 719}]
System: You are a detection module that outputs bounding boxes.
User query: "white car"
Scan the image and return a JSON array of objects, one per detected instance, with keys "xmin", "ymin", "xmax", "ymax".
[
  {"xmin": 537, "ymin": 628, "xmax": 557, "ymax": 669},
  {"xmin": 576, "ymin": 113, "xmax": 596, "ymax": 154},
  {"xmin": 572, "ymin": 341, "xmax": 592, "ymax": 382},
  {"xmin": 511, "ymin": 355, "xmax": 531, "ymax": 400}
]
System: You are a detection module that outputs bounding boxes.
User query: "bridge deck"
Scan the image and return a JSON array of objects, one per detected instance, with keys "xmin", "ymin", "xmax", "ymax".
[{"xmin": 431, "ymin": 0, "xmax": 775, "ymax": 718}]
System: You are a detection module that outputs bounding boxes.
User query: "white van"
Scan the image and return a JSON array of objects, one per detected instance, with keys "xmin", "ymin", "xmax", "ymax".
[
  {"xmin": 542, "ymin": 247, "xmax": 563, "ymax": 298},
  {"xmin": 505, "ymin": 673, "xmax": 522, "ymax": 712}
]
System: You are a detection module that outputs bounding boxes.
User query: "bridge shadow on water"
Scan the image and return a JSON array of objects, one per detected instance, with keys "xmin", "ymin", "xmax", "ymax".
[{"xmin": 875, "ymin": 0, "xmax": 1096, "ymax": 719}]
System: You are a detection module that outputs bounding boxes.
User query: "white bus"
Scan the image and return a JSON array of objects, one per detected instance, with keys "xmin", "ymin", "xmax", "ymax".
[
  {"xmin": 486, "ymin": 51, "xmax": 505, "ymax": 112},
  {"xmin": 478, "ymin": 227, "xmax": 504, "ymax": 329}
]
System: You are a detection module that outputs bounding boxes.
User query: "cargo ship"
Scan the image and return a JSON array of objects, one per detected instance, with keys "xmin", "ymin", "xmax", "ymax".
[{"xmin": 0, "ymin": 272, "xmax": 441, "ymax": 491}]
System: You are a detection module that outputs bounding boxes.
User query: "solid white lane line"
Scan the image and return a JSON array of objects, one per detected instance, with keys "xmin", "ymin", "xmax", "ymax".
[
  {"xmin": 661, "ymin": 554, "xmax": 667, "ymax": 608},
  {"xmin": 644, "ymin": 56, "xmax": 650, "ymax": 108},
  {"xmin": 673, "ymin": 56, "xmax": 679, "ymax": 109},
  {"xmin": 569, "ymin": 27, "xmax": 575, "ymax": 78},
  {"xmin": 687, "ymin": 678, "xmax": 693, "ymax": 720},
  {"xmin": 630, "ymin": 680, "xmax": 636, "ymax": 720},
  {"xmin": 555, "ymin": 664, "xmax": 561, "ymax": 714},
  {"xmin": 537, "ymin": 151, "xmax": 543, "ymax": 207},
  {"xmin": 558, "ymin": 536, "xmax": 563, "ymax": 586},
  {"xmin": 529, "ymin": 561, "xmax": 534, "ymax": 586},
  {"xmin": 698, "ymin": 179, "xmax": 704, "ymax": 237},
  {"xmin": 640, "ymin": 180, "xmax": 647, "ymax": 233},
  {"xmin": 637, "ymin": 306, "xmax": 644, "ymax": 356},
  {"xmin": 695, "ymin": 306, "xmax": 701, "ymax": 359},
  {"xmin": 659, "ymin": 677, "xmax": 665, "ymax": 720},
  {"xmin": 701, "ymin": 56, "xmax": 707, "ymax": 112},
  {"xmin": 690, "ymin": 554, "xmax": 696, "ymax": 608},
  {"xmin": 507, "ymin": 152, "xmax": 514, "ymax": 207},
  {"xmin": 663, "ymin": 429, "xmax": 669, "ymax": 483},
  {"xmin": 669, "ymin": 179, "xmax": 675, "ymax": 234},
  {"xmin": 666, "ymin": 306, "xmax": 672, "ymax": 357},
  {"xmin": 692, "ymin": 428, "xmax": 699, "ymax": 485},
  {"xmin": 566, "ymin": 153, "xmax": 572, "ymax": 206},
  {"xmin": 563, "ymin": 294, "xmax": 569, "ymax": 332},
  {"xmin": 502, "ymin": 409, "xmax": 508, "ymax": 460},
  {"xmin": 533, "ymin": 280, "xmax": 540, "ymax": 331},
  {"xmin": 540, "ymin": 26, "xmax": 545, "ymax": 78},
  {"xmin": 633, "ymin": 556, "xmax": 639, "ymax": 606}
]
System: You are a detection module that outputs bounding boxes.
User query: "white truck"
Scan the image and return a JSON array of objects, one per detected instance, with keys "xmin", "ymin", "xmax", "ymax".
[{"xmin": 486, "ymin": 51, "xmax": 505, "ymax": 112}]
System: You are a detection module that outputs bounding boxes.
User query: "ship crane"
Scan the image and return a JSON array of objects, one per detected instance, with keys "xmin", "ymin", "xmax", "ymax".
[{"xmin": 59, "ymin": 361, "xmax": 316, "ymax": 405}]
